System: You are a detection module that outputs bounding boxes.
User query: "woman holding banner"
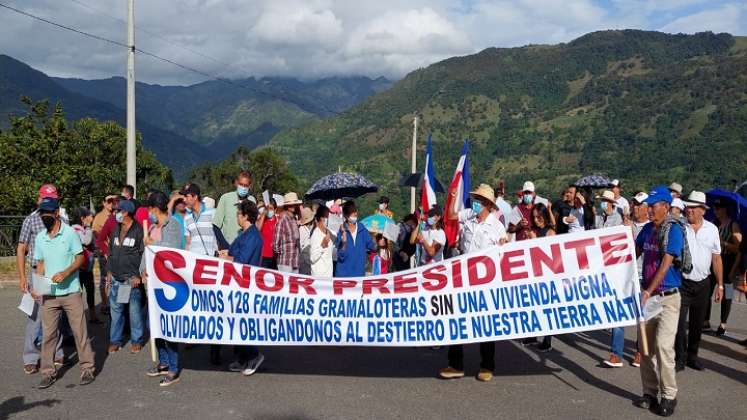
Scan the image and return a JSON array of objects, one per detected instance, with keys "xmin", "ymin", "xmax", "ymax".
[{"xmin": 441, "ymin": 184, "xmax": 507, "ymax": 382}]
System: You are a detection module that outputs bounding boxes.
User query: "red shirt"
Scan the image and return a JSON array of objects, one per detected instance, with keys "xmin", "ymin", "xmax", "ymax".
[
  {"xmin": 514, "ymin": 203, "xmax": 535, "ymax": 241},
  {"xmin": 95, "ymin": 215, "xmax": 117, "ymax": 255},
  {"xmin": 260, "ymin": 216, "xmax": 278, "ymax": 258}
]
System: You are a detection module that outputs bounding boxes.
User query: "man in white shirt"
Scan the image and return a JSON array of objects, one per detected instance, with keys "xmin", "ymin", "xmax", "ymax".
[
  {"xmin": 675, "ymin": 191, "xmax": 723, "ymax": 371},
  {"xmin": 610, "ymin": 179, "xmax": 629, "ymax": 217},
  {"xmin": 441, "ymin": 184, "xmax": 507, "ymax": 383}
]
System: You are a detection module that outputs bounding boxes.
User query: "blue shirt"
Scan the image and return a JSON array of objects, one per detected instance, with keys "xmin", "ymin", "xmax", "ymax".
[
  {"xmin": 335, "ymin": 222, "xmax": 376, "ymax": 277},
  {"xmin": 229, "ymin": 225, "xmax": 263, "ymax": 266},
  {"xmin": 33, "ymin": 223, "xmax": 84, "ymax": 296},
  {"xmin": 636, "ymin": 222, "xmax": 683, "ymax": 291}
]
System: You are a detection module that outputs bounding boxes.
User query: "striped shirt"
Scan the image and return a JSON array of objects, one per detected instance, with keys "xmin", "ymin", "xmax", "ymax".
[
  {"xmin": 273, "ymin": 212, "xmax": 300, "ymax": 268},
  {"xmin": 19, "ymin": 210, "xmax": 44, "ymax": 264},
  {"xmin": 185, "ymin": 206, "xmax": 217, "ymax": 256}
]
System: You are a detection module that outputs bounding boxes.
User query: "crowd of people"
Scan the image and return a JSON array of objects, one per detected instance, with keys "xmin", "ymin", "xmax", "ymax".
[{"xmin": 14, "ymin": 172, "xmax": 747, "ymax": 417}]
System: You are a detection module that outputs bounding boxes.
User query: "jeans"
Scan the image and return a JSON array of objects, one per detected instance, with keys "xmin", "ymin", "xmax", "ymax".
[
  {"xmin": 97, "ymin": 255, "xmax": 108, "ymax": 302},
  {"xmin": 675, "ymin": 278, "xmax": 709, "ymax": 364},
  {"xmin": 109, "ymin": 280, "xmax": 145, "ymax": 346},
  {"xmin": 156, "ymin": 339, "xmax": 180, "ymax": 373},
  {"xmin": 611, "ymin": 327, "xmax": 625, "ymax": 357}
]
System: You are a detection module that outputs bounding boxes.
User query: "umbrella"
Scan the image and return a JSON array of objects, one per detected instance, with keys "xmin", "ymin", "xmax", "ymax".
[
  {"xmin": 705, "ymin": 188, "xmax": 747, "ymax": 232},
  {"xmin": 361, "ymin": 214, "xmax": 400, "ymax": 241},
  {"xmin": 574, "ymin": 175, "xmax": 612, "ymax": 189},
  {"xmin": 305, "ymin": 172, "xmax": 378, "ymax": 201},
  {"xmin": 400, "ymin": 172, "xmax": 446, "ymax": 193}
]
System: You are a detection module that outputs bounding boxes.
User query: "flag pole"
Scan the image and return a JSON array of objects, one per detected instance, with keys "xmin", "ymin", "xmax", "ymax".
[{"xmin": 410, "ymin": 116, "xmax": 418, "ymax": 213}]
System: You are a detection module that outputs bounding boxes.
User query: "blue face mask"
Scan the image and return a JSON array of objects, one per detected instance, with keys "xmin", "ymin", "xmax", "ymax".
[
  {"xmin": 236, "ymin": 186, "xmax": 249, "ymax": 197},
  {"xmin": 267, "ymin": 211, "xmax": 275, "ymax": 219},
  {"xmin": 148, "ymin": 213, "xmax": 157, "ymax": 224},
  {"xmin": 471, "ymin": 201, "xmax": 483, "ymax": 214},
  {"xmin": 601, "ymin": 202, "xmax": 609, "ymax": 211},
  {"xmin": 115, "ymin": 212, "xmax": 124, "ymax": 223},
  {"xmin": 522, "ymin": 194, "xmax": 533, "ymax": 205},
  {"xmin": 427, "ymin": 217, "xmax": 436, "ymax": 226}
]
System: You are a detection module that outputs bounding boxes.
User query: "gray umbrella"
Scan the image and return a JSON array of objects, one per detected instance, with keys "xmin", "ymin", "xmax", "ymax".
[
  {"xmin": 305, "ymin": 172, "xmax": 379, "ymax": 201},
  {"xmin": 574, "ymin": 175, "xmax": 612, "ymax": 189}
]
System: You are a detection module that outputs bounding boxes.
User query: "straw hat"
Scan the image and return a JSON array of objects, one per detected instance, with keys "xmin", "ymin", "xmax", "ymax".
[
  {"xmin": 683, "ymin": 191, "xmax": 709, "ymax": 209},
  {"xmin": 597, "ymin": 190, "xmax": 615, "ymax": 202},
  {"xmin": 283, "ymin": 192, "xmax": 303, "ymax": 206},
  {"xmin": 470, "ymin": 184, "xmax": 496, "ymax": 204},
  {"xmin": 298, "ymin": 207, "xmax": 314, "ymax": 225}
]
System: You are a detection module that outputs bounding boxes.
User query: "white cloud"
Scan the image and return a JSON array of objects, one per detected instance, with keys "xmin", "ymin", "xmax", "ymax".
[{"xmin": 659, "ymin": 3, "xmax": 746, "ymax": 34}]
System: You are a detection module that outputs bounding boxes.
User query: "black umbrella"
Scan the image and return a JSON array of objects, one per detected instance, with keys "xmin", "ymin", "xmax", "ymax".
[
  {"xmin": 399, "ymin": 172, "xmax": 446, "ymax": 193},
  {"xmin": 574, "ymin": 175, "xmax": 612, "ymax": 189},
  {"xmin": 305, "ymin": 172, "xmax": 379, "ymax": 201}
]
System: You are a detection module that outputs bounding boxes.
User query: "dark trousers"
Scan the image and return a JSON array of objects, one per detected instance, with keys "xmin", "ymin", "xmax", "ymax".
[
  {"xmin": 676, "ymin": 278, "xmax": 709, "ymax": 364},
  {"xmin": 705, "ymin": 275, "xmax": 732, "ymax": 324},
  {"xmin": 448, "ymin": 342, "xmax": 495, "ymax": 371},
  {"xmin": 260, "ymin": 257, "xmax": 277, "ymax": 270},
  {"xmin": 79, "ymin": 270, "xmax": 95, "ymax": 315}
]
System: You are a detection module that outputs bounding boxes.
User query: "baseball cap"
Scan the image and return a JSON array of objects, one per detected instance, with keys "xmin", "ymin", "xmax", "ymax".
[
  {"xmin": 671, "ymin": 198, "xmax": 685, "ymax": 210},
  {"xmin": 38, "ymin": 198, "xmax": 60, "ymax": 212},
  {"xmin": 39, "ymin": 184, "xmax": 59, "ymax": 199},
  {"xmin": 610, "ymin": 179, "xmax": 621, "ymax": 187},
  {"xmin": 522, "ymin": 181, "xmax": 535, "ymax": 193},
  {"xmin": 644, "ymin": 185, "xmax": 673, "ymax": 206},
  {"xmin": 632, "ymin": 192, "xmax": 649, "ymax": 205},
  {"xmin": 116, "ymin": 200, "xmax": 136, "ymax": 214}
]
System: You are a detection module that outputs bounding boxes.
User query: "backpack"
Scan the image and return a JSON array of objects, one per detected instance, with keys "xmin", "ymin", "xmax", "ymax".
[{"xmin": 657, "ymin": 216, "xmax": 693, "ymax": 275}]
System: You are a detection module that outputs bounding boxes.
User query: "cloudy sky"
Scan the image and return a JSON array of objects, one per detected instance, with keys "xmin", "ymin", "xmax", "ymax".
[{"xmin": 1, "ymin": 0, "xmax": 745, "ymax": 85}]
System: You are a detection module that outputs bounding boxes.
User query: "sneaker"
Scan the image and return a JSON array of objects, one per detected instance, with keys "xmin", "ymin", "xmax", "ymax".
[
  {"xmin": 631, "ymin": 352, "xmax": 641, "ymax": 368},
  {"xmin": 521, "ymin": 337, "xmax": 538, "ymax": 346},
  {"xmin": 738, "ymin": 338, "xmax": 747, "ymax": 347},
  {"xmin": 686, "ymin": 358, "xmax": 704, "ymax": 371},
  {"xmin": 438, "ymin": 367, "xmax": 465, "ymax": 379},
  {"xmin": 108, "ymin": 344, "xmax": 121, "ymax": 354},
  {"xmin": 159, "ymin": 373, "xmax": 180, "ymax": 387},
  {"xmin": 658, "ymin": 398, "xmax": 677, "ymax": 417},
  {"xmin": 537, "ymin": 341, "xmax": 552, "ymax": 352},
  {"xmin": 242, "ymin": 354, "xmax": 265, "ymax": 376},
  {"xmin": 38, "ymin": 375, "xmax": 56, "ymax": 389},
  {"xmin": 146, "ymin": 365, "xmax": 169, "ymax": 377},
  {"xmin": 603, "ymin": 353, "xmax": 623, "ymax": 368},
  {"xmin": 24, "ymin": 364, "xmax": 39, "ymax": 375},
  {"xmin": 634, "ymin": 394, "xmax": 658, "ymax": 410},
  {"xmin": 675, "ymin": 362, "xmax": 685, "ymax": 372},
  {"xmin": 228, "ymin": 361, "xmax": 246, "ymax": 372},
  {"xmin": 476, "ymin": 369, "xmax": 493, "ymax": 382},
  {"xmin": 130, "ymin": 344, "xmax": 143, "ymax": 354},
  {"xmin": 80, "ymin": 370, "xmax": 95, "ymax": 386},
  {"xmin": 715, "ymin": 326, "xmax": 726, "ymax": 336}
]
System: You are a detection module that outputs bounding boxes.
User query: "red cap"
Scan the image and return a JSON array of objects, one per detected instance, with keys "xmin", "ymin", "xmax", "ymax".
[{"xmin": 38, "ymin": 184, "xmax": 59, "ymax": 199}]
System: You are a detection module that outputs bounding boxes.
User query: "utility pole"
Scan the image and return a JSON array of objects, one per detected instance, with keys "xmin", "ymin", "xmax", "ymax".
[
  {"xmin": 410, "ymin": 115, "xmax": 418, "ymax": 213},
  {"xmin": 126, "ymin": 0, "xmax": 136, "ymax": 197}
]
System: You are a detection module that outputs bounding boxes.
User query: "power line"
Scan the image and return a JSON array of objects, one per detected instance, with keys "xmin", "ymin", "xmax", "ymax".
[
  {"xmin": 0, "ymin": 2, "xmax": 341, "ymax": 115},
  {"xmin": 69, "ymin": 0, "xmax": 236, "ymax": 75}
]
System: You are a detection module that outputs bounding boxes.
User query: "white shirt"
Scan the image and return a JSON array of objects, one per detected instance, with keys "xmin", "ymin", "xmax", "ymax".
[
  {"xmin": 494, "ymin": 197, "xmax": 513, "ymax": 225},
  {"xmin": 684, "ymin": 220, "xmax": 721, "ymax": 281},
  {"xmin": 419, "ymin": 227, "xmax": 446, "ymax": 265},
  {"xmin": 185, "ymin": 207, "xmax": 216, "ymax": 256},
  {"xmin": 567, "ymin": 207, "xmax": 585, "ymax": 233},
  {"xmin": 615, "ymin": 196, "xmax": 630, "ymax": 215},
  {"xmin": 309, "ymin": 227, "xmax": 334, "ymax": 277},
  {"xmin": 458, "ymin": 209, "xmax": 507, "ymax": 253}
]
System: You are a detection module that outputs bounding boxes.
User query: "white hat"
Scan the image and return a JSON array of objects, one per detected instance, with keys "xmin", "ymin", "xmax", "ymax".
[
  {"xmin": 297, "ymin": 207, "xmax": 314, "ymax": 225},
  {"xmin": 669, "ymin": 182, "xmax": 683, "ymax": 194},
  {"xmin": 597, "ymin": 190, "xmax": 615, "ymax": 202},
  {"xmin": 632, "ymin": 192, "xmax": 649, "ymax": 205},
  {"xmin": 671, "ymin": 198, "xmax": 685, "ymax": 210},
  {"xmin": 522, "ymin": 181, "xmax": 535, "ymax": 193},
  {"xmin": 610, "ymin": 179, "xmax": 620, "ymax": 187},
  {"xmin": 272, "ymin": 193, "xmax": 285, "ymax": 207},
  {"xmin": 683, "ymin": 191, "xmax": 709, "ymax": 209},
  {"xmin": 283, "ymin": 192, "xmax": 303, "ymax": 206},
  {"xmin": 203, "ymin": 196, "xmax": 215, "ymax": 209}
]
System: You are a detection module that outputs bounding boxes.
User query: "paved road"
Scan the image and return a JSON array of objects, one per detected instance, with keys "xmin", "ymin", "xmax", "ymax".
[{"xmin": 0, "ymin": 286, "xmax": 745, "ymax": 420}]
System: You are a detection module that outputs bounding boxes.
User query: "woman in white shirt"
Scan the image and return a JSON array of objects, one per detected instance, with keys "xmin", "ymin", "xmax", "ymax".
[
  {"xmin": 413, "ymin": 206, "xmax": 446, "ymax": 266},
  {"xmin": 309, "ymin": 205, "xmax": 334, "ymax": 277}
]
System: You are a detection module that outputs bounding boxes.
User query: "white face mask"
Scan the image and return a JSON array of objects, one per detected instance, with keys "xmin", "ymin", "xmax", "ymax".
[{"xmin": 379, "ymin": 203, "xmax": 386, "ymax": 210}]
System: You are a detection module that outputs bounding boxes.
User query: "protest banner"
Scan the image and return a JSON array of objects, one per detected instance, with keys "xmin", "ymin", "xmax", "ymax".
[{"xmin": 145, "ymin": 225, "xmax": 642, "ymax": 346}]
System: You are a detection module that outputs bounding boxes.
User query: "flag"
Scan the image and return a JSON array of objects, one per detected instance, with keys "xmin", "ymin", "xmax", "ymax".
[
  {"xmin": 444, "ymin": 139, "xmax": 470, "ymax": 245},
  {"xmin": 420, "ymin": 134, "xmax": 438, "ymax": 213}
]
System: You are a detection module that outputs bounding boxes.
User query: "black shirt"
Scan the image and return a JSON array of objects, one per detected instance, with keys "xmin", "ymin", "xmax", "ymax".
[
  {"xmin": 553, "ymin": 199, "xmax": 572, "ymax": 234},
  {"xmin": 108, "ymin": 221, "xmax": 145, "ymax": 281}
]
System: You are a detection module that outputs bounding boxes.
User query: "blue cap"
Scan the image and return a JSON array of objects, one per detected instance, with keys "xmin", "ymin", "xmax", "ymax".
[
  {"xmin": 116, "ymin": 200, "xmax": 136, "ymax": 214},
  {"xmin": 644, "ymin": 185, "xmax": 673, "ymax": 205},
  {"xmin": 38, "ymin": 198, "xmax": 59, "ymax": 212}
]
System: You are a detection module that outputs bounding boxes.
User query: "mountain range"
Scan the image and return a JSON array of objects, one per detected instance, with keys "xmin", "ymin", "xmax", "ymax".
[
  {"xmin": 266, "ymin": 30, "xmax": 747, "ymax": 215},
  {"xmin": 0, "ymin": 54, "xmax": 390, "ymax": 177}
]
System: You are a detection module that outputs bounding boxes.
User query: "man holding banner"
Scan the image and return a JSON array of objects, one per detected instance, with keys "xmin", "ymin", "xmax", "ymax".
[
  {"xmin": 635, "ymin": 186, "xmax": 686, "ymax": 417},
  {"xmin": 441, "ymin": 184, "xmax": 506, "ymax": 382}
]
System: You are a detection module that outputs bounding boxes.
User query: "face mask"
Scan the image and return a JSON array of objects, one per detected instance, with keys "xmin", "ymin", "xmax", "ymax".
[
  {"xmin": 427, "ymin": 217, "xmax": 436, "ymax": 226},
  {"xmin": 522, "ymin": 194, "xmax": 533, "ymax": 205},
  {"xmin": 41, "ymin": 215, "xmax": 56, "ymax": 230},
  {"xmin": 115, "ymin": 212, "xmax": 124, "ymax": 223},
  {"xmin": 379, "ymin": 203, "xmax": 386, "ymax": 210},
  {"xmin": 348, "ymin": 216, "xmax": 358, "ymax": 224},
  {"xmin": 601, "ymin": 202, "xmax": 609, "ymax": 211},
  {"xmin": 149, "ymin": 213, "xmax": 157, "ymax": 224},
  {"xmin": 267, "ymin": 211, "xmax": 275, "ymax": 219},
  {"xmin": 471, "ymin": 201, "xmax": 483, "ymax": 214},
  {"xmin": 237, "ymin": 186, "xmax": 249, "ymax": 197}
]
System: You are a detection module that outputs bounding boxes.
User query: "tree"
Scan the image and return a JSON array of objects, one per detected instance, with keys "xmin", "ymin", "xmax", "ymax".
[{"xmin": 0, "ymin": 97, "xmax": 173, "ymax": 214}]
